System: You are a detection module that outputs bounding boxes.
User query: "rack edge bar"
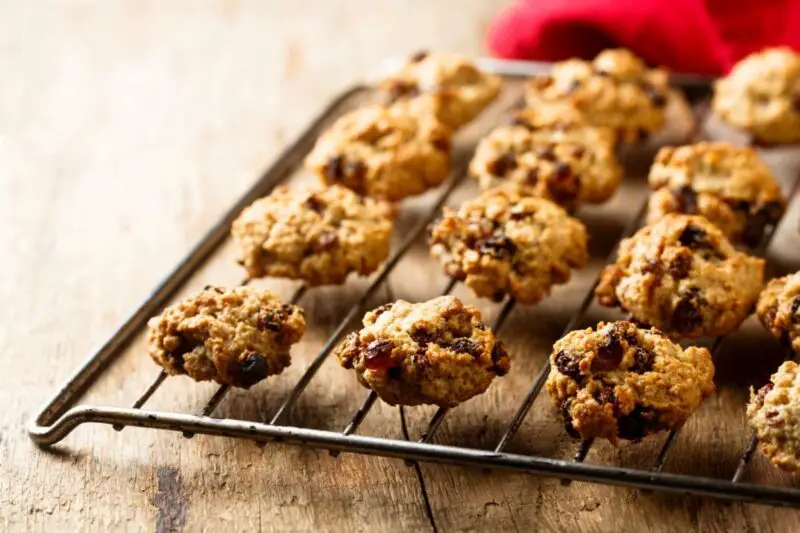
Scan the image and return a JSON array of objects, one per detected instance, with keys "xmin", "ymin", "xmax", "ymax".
[{"xmin": 28, "ymin": 405, "xmax": 800, "ymax": 509}]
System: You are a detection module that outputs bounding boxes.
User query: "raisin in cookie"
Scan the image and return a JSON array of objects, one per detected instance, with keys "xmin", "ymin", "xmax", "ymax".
[
  {"xmin": 380, "ymin": 51, "xmax": 502, "ymax": 129},
  {"xmin": 335, "ymin": 296, "xmax": 510, "ymax": 407},
  {"xmin": 757, "ymin": 272, "xmax": 800, "ymax": 353},
  {"xmin": 596, "ymin": 214, "xmax": 764, "ymax": 339},
  {"xmin": 469, "ymin": 109, "xmax": 622, "ymax": 208},
  {"xmin": 232, "ymin": 185, "xmax": 393, "ymax": 286},
  {"xmin": 525, "ymin": 48, "xmax": 669, "ymax": 143},
  {"xmin": 748, "ymin": 361, "xmax": 800, "ymax": 474},
  {"xmin": 305, "ymin": 105, "xmax": 452, "ymax": 201},
  {"xmin": 147, "ymin": 286, "xmax": 306, "ymax": 388},
  {"xmin": 647, "ymin": 142, "xmax": 786, "ymax": 247},
  {"xmin": 428, "ymin": 185, "xmax": 589, "ymax": 304},
  {"xmin": 547, "ymin": 321, "xmax": 714, "ymax": 442},
  {"xmin": 546, "ymin": 321, "xmax": 714, "ymax": 442},
  {"xmin": 713, "ymin": 48, "xmax": 800, "ymax": 144}
]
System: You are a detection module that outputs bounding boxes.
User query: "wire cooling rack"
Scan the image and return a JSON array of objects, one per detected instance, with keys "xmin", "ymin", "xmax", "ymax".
[{"xmin": 28, "ymin": 59, "xmax": 800, "ymax": 508}]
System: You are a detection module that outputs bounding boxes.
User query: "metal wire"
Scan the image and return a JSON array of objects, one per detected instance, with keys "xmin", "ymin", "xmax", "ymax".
[
  {"xmin": 494, "ymin": 200, "xmax": 649, "ymax": 453},
  {"xmin": 27, "ymin": 66, "xmax": 800, "ymax": 509},
  {"xmin": 419, "ymin": 296, "xmax": 517, "ymax": 444}
]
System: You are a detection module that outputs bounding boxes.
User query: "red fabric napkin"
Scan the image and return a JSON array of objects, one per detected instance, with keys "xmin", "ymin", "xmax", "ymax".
[{"xmin": 487, "ymin": 0, "xmax": 800, "ymax": 75}]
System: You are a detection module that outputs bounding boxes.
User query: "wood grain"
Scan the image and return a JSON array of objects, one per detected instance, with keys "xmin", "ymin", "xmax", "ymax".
[{"xmin": 3, "ymin": 2, "xmax": 800, "ymax": 532}]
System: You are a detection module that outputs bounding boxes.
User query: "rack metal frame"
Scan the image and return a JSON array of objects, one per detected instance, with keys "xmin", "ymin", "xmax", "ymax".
[{"xmin": 28, "ymin": 59, "xmax": 800, "ymax": 509}]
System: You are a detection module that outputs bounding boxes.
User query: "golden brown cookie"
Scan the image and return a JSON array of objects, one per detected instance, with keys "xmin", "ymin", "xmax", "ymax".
[
  {"xmin": 596, "ymin": 214, "xmax": 764, "ymax": 339},
  {"xmin": 380, "ymin": 51, "xmax": 502, "ymax": 129},
  {"xmin": 748, "ymin": 361, "xmax": 800, "ymax": 474},
  {"xmin": 547, "ymin": 321, "xmax": 715, "ymax": 443},
  {"xmin": 524, "ymin": 48, "xmax": 670, "ymax": 143},
  {"xmin": 647, "ymin": 142, "xmax": 786, "ymax": 247},
  {"xmin": 335, "ymin": 296, "xmax": 510, "ymax": 407},
  {"xmin": 147, "ymin": 286, "xmax": 306, "ymax": 388},
  {"xmin": 428, "ymin": 185, "xmax": 589, "ymax": 304},
  {"xmin": 757, "ymin": 272, "xmax": 800, "ymax": 353},
  {"xmin": 713, "ymin": 47, "xmax": 800, "ymax": 144},
  {"xmin": 305, "ymin": 105, "xmax": 452, "ymax": 201},
  {"xmin": 232, "ymin": 185, "xmax": 393, "ymax": 286},
  {"xmin": 469, "ymin": 109, "xmax": 622, "ymax": 208}
]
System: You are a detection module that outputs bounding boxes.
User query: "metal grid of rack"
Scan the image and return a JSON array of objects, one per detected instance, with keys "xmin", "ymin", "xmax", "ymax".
[{"xmin": 28, "ymin": 59, "xmax": 800, "ymax": 508}]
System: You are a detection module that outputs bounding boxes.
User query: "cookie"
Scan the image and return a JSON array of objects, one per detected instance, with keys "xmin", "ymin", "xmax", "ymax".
[
  {"xmin": 335, "ymin": 296, "xmax": 510, "ymax": 407},
  {"xmin": 748, "ymin": 361, "xmax": 800, "ymax": 474},
  {"xmin": 428, "ymin": 185, "xmax": 589, "ymax": 304},
  {"xmin": 596, "ymin": 214, "xmax": 764, "ymax": 339},
  {"xmin": 713, "ymin": 47, "xmax": 800, "ymax": 144},
  {"xmin": 757, "ymin": 272, "xmax": 800, "ymax": 354},
  {"xmin": 469, "ymin": 109, "xmax": 622, "ymax": 208},
  {"xmin": 380, "ymin": 50, "xmax": 502, "ymax": 129},
  {"xmin": 231, "ymin": 185, "xmax": 393, "ymax": 286},
  {"xmin": 546, "ymin": 321, "xmax": 715, "ymax": 443},
  {"xmin": 305, "ymin": 105, "xmax": 452, "ymax": 201},
  {"xmin": 147, "ymin": 286, "xmax": 306, "ymax": 388},
  {"xmin": 524, "ymin": 48, "xmax": 670, "ymax": 143},
  {"xmin": 647, "ymin": 142, "xmax": 786, "ymax": 247}
]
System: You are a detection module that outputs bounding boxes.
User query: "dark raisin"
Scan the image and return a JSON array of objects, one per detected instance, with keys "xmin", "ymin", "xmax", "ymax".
[
  {"xmin": 325, "ymin": 156, "xmax": 344, "ymax": 180},
  {"xmin": 491, "ymin": 341, "xmax": 508, "ymax": 361},
  {"xmin": 793, "ymin": 94, "xmax": 800, "ymax": 113},
  {"xmin": 364, "ymin": 339, "xmax": 395, "ymax": 370},
  {"xmin": 387, "ymin": 366, "xmax": 403, "ymax": 379},
  {"xmin": 594, "ymin": 69, "xmax": 609, "ymax": 77},
  {"xmin": 235, "ymin": 353, "xmax": 269, "ymax": 388},
  {"xmin": 643, "ymin": 85, "xmax": 666, "ymax": 107},
  {"xmin": 675, "ymin": 186, "xmax": 698, "ymax": 214},
  {"xmin": 756, "ymin": 383, "xmax": 774, "ymax": 406},
  {"xmin": 373, "ymin": 303, "xmax": 394, "ymax": 318},
  {"xmin": 410, "ymin": 328, "xmax": 435, "ymax": 347},
  {"xmin": 431, "ymin": 135, "xmax": 450, "ymax": 152},
  {"xmin": 791, "ymin": 297, "xmax": 800, "ymax": 324},
  {"xmin": 487, "ymin": 151, "xmax": 518, "ymax": 177},
  {"xmin": 257, "ymin": 310, "xmax": 284, "ymax": 332},
  {"xmin": 591, "ymin": 335, "xmax": 624, "ymax": 372},
  {"xmin": 555, "ymin": 350, "xmax": 582, "ymax": 381},
  {"xmin": 344, "ymin": 160, "xmax": 367, "ymax": 190},
  {"xmin": 629, "ymin": 347, "xmax": 656, "ymax": 373},
  {"xmin": 510, "ymin": 115, "xmax": 533, "ymax": 129},
  {"xmin": 743, "ymin": 201, "xmax": 784, "ymax": 248},
  {"xmin": 547, "ymin": 162, "xmax": 580, "ymax": 203},
  {"xmin": 637, "ymin": 128, "xmax": 649, "ymax": 141},
  {"xmin": 617, "ymin": 406, "xmax": 660, "ymax": 440},
  {"xmin": 571, "ymin": 146, "xmax": 586, "ymax": 158},
  {"xmin": 312, "ymin": 231, "xmax": 339, "ymax": 253},
  {"xmin": 410, "ymin": 50, "xmax": 428, "ymax": 63},
  {"xmin": 554, "ymin": 161, "xmax": 571, "ymax": 179},
  {"xmin": 387, "ymin": 80, "xmax": 420, "ymax": 102},
  {"xmin": 562, "ymin": 400, "xmax": 581, "ymax": 438},
  {"xmin": 478, "ymin": 235, "xmax": 517, "ymax": 259},
  {"xmin": 668, "ymin": 252, "xmax": 693, "ymax": 280},
  {"xmin": 491, "ymin": 290, "xmax": 506, "ymax": 303},
  {"xmin": 538, "ymin": 147, "xmax": 556, "ymax": 161},
  {"xmin": 672, "ymin": 288, "xmax": 704, "ymax": 334},
  {"xmin": 526, "ymin": 168, "xmax": 539, "ymax": 185},
  {"xmin": 304, "ymin": 194, "xmax": 326, "ymax": 213},
  {"xmin": 450, "ymin": 338, "xmax": 481, "ymax": 357},
  {"xmin": 678, "ymin": 225, "xmax": 708, "ymax": 249}
]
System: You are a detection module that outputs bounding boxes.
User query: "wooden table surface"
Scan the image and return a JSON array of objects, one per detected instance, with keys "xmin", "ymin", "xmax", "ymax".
[{"xmin": 3, "ymin": 2, "xmax": 800, "ymax": 532}]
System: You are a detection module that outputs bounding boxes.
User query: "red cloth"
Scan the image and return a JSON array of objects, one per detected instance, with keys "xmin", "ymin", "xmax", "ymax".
[{"xmin": 487, "ymin": 0, "xmax": 800, "ymax": 75}]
